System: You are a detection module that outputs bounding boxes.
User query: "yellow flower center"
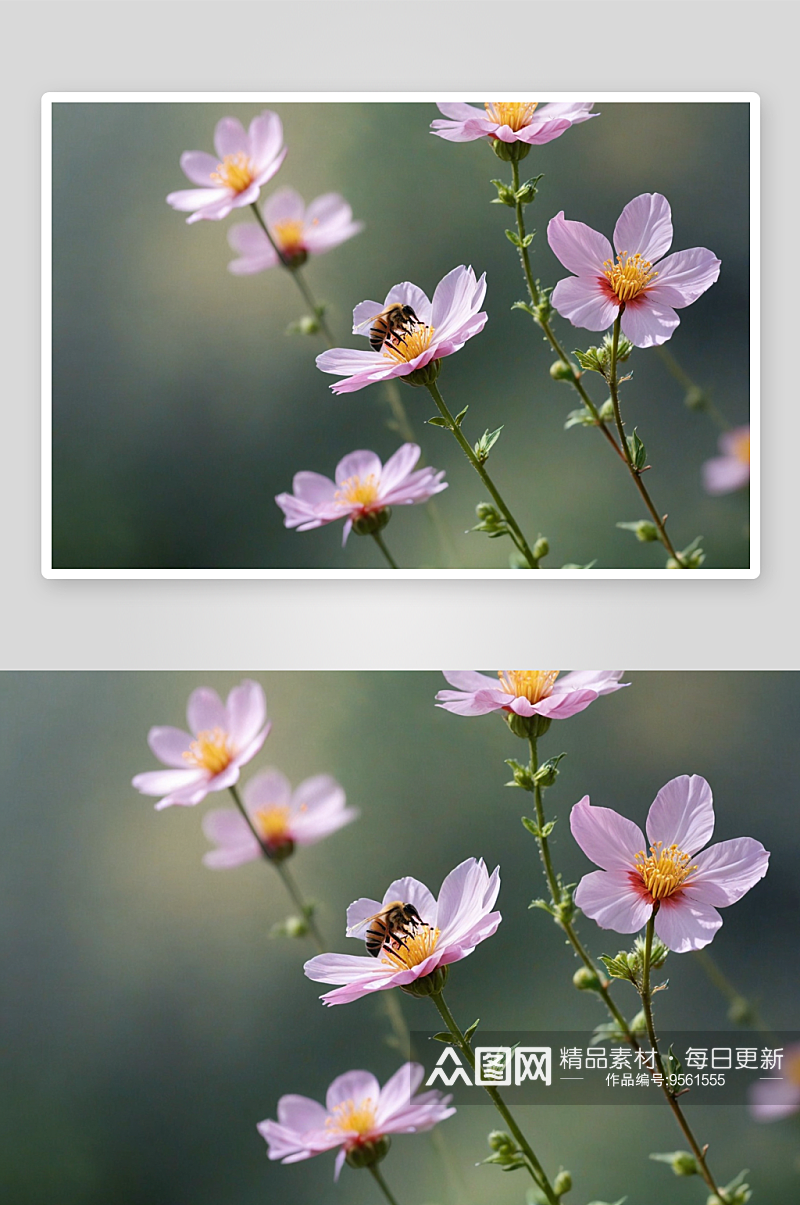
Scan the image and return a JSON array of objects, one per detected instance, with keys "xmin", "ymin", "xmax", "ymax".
[
  {"xmin": 325, "ymin": 1097, "xmax": 378, "ymax": 1139},
  {"xmin": 497, "ymin": 670, "xmax": 559, "ymax": 704},
  {"xmin": 484, "ymin": 101, "xmax": 539, "ymax": 131},
  {"xmin": 382, "ymin": 324, "xmax": 435, "ymax": 364},
  {"xmin": 210, "ymin": 152, "xmax": 255, "ymax": 194},
  {"xmin": 254, "ymin": 804, "xmax": 292, "ymax": 845},
  {"xmin": 380, "ymin": 924, "xmax": 440, "ymax": 971},
  {"xmin": 183, "ymin": 728, "xmax": 234, "ymax": 775},
  {"xmin": 335, "ymin": 473, "xmax": 380, "ymax": 509},
  {"xmin": 603, "ymin": 252, "xmax": 658, "ymax": 303},
  {"xmin": 634, "ymin": 842, "xmax": 696, "ymax": 900},
  {"xmin": 272, "ymin": 218, "xmax": 306, "ymax": 256},
  {"xmin": 732, "ymin": 430, "xmax": 750, "ymax": 465}
]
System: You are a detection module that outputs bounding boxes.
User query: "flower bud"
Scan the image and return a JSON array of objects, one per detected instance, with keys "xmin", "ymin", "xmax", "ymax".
[
  {"xmin": 345, "ymin": 1135, "xmax": 391, "ymax": 1169},
  {"xmin": 404, "ymin": 359, "xmax": 442, "ymax": 388},
  {"xmin": 491, "ymin": 139, "xmax": 531, "ymax": 162},
  {"xmin": 550, "ymin": 360, "xmax": 575, "ymax": 381},
  {"xmin": 476, "ymin": 502, "xmax": 499, "ymax": 521},
  {"xmin": 266, "ymin": 838, "xmax": 295, "ymax": 863},
  {"xmin": 400, "ymin": 965, "xmax": 449, "ymax": 998},
  {"xmin": 573, "ymin": 966, "xmax": 601, "ymax": 992},
  {"xmin": 685, "ymin": 386, "xmax": 708, "ymax": 411},
  {"xmin": 284, "ymin": 249, "xmax": 309, "ymax": 270},
  {"xmin": 554, "ymin": 1169, "xmax": 572, "ymax": 1196},
  {"xmin": 352, "ymin": 508, "xmax": 391, "ymax": 537},
  {"xmin": 488, "ymin": 1130, "xmax": 514, "ymax": 1153},
  {"xmin": 284, "ymin": 914, "xmax": 308, "ymax": 938},
  {"xmin": 506, "ymin": 712, "xmax": 552, "ymax": 740},
  {"xmin": 532, "ymin": 536, "xmax": 549, "ymax": 561}
]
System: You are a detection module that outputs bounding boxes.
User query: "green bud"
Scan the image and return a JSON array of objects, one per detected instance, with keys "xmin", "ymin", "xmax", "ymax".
[
  {"xmin": 345, "ymin": 1135, "xmax": 391, "ymax": 1169},
  {"xmin": 650, "ymin": 1150, "xmax": 698, "ymax": 1177},
  {"xmin": 599, "ymin": 398, "xmax": 614, "ymax": 421},
  {"xmin": 491, "ymin": 139, "xmax": 531, "ymax": 163},
  {"xmin": 476, "ymin": 501, "xmax": 499, "ymax": 521},
  {"xmin": 728, "ymin": 997, "xmax": 756, "ymax": 1026},
  {"xmin": 400, "ymin": 965, "xmax": 449, "ymax": 998},
  {"xmin": 284, "ymin": 914, "xmax": 308, "ymax": 938},
  {"xmin": 533, "ymin": 754, "xmax": 564, "ymax": 787},
  {"xmin": 554, "ymin": 1169, "xmax": 573, "ymax": 1196},
  {"xmin": 505, "ymin": 712, "xmax": 553, "ymax": 740},
  {"xmin": 617, "ymin": 520, "xmax": 659, "ymax": 543},
  {"xmin": 532, "ymin": 536, "xmax": 549, "ymax": 561},
  {"xmin": 403, "ymin": 358, "xmax": 441, "ymax": 388},
  {"xmin": 573, "ymin": 966, "xmax": 601, "ymax": 992},
  {"xmin": 685, "ymin": 385, "xmax": 708, "ymax": 411},
  {"xmin": 488, "ymin": 1130, "xmax": 515, "ymax": 1153},
  {"xmin": 352, "ymin": 508, "xmax": 391, "ymax": 537},
  {"xmin": 550, "ymin": 360, "xmax": 575, "ymax": 381}
]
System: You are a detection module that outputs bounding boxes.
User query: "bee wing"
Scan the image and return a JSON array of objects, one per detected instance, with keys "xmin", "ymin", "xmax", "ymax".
[
  {"xmin": 346, "ymin": 897, "xmax": 383, "ymax": 937},
  {"xmin": 353, "ymin": 301, "xmax": 385, "ymax": 335}
]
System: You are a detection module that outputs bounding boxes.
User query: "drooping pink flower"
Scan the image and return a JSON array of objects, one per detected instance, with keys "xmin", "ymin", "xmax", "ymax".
[
  {"xmin": 202, "ymin": 769, "xmax": 357, "ymax": 866},
  {"xmin": 570, "ymin": 775, "xmax": 769, "ymax": 953},
  {"xmin": 258, "ymin": 1062, "xmax": 455, "ymax": 1180},
  {"xmin": 166, "ymin": 111, "xmax": 286, "ymax": 224},
  {"xmin": 547, "ymin": 193, "xmax": 721, "ymax": 348},
  {"xmin": 276, "ymin": 443, "xmax": 447, "ymax": 546},
  {"xmin": 316, "ymin": 265, "xmax": 487, "ymax": 394},
  {"xmin": 227, "ymin": 188, "xmax": 363, "ymax": 273},
  {"xmin": 435, "ymin": 670, "xmax": 628, "ymax": 718},
  {"xmin": 431, "ymin": 101, "xmax": 597, "ymax": 146},
  {"xmin": 749, "ymin": 1046, "xmax": 800, "ymax": 1121},
  {"xmin": 132, "ymin": 680, "xmax": 270, "ymax": 810},
  {"xmin": 304, "ymin": 858, "xmax": 501, "ymax": 1006},
  {"xmin": 703, "ymin": 425, "xmax": 750, "ymax": 495}
]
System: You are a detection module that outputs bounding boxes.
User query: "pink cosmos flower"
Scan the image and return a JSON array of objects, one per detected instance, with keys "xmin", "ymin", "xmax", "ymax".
[
  {"xmin": 258, "ymin": 1062, "xmax": 455, "ymax": 1180},
  {"xmin": 749, "ymin": 1046, "xmax": 800, "ymax": 1121},
  {"xmin": 227, "ymin": 188, "xmax": 363, "ymax": 273},
  {"xmin": 132, "ymin": 680, "xmax": 270, "ymax": 810},
  {"xmin": 275, "ymin": 443, "xmax": 447, "ymax": 546},
  {"xmin": 166, "ymin": 110, "xmax": 286, "ymax": 224},
  {"xmin": 702, "ymin": 425, "xmax": 750, "ymax": 495},
  {"xmin": 316, "ymin": 265, "xmax": 487, "ymax": 394},
  {"xmin": 431, "ymin": 101, "xmax": 597, "ymax": 145},
  {"xmin": 435, "ymin": 670, "xmax": 628, "ymax": 718},
  {"xmin": 570, "ymin": 775, "xmax": 769, "ymax": 953},
  {"xmin": 304, "ymin": 857, "xmax": 501, "ymax": 1006},
  {"xmin": 201, "ymin": 769, "xmax": 357, "ymax": 866},
  {"xmin": 547, "ymin": 193, "xmax": 721, "ymax": 348}
]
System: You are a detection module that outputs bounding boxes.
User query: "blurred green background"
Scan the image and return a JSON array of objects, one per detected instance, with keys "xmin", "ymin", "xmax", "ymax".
[
  {"xmin": 2, "ymin": 671, "xmax": 796, "ymax": 1204},
  {"xmin": 50, "ymin": 102, "xmax": 751, "ymax": 570}
]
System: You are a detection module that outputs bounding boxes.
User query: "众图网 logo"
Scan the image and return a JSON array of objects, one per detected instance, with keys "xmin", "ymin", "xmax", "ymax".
[{"xmin": 425, "ymin": 1046, "xmax": 552, "ymax": 1088}]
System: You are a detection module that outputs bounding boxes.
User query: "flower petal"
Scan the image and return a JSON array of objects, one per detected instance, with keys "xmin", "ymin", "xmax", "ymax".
[
  {"xmin": 226, "ymin": 679, "xmax": 267, "ymax": 747},
  {"xmin": 214, "ymin": 116, "xmax": 248, "ymax": 159},
  {"xmin": 570, "ymin": 796, "xmax": 646, "ymax": 870},
  {"xmin": 551, "ymin": 276, "xmax": 618, "ymax": 332},
  {"xmin": 645, "ymin": 246, "xmax": 721, "ymax": 308},
  {"xmin": 335, "ymin": 450, "xmax": 383, "ymax": 486},
  {"xmin": 179, "ymin": 150, "xmax": 219, "ymax": 185},
  {"xmin": 613, "ymin": 193, "xmax": 673, "ymax": 261},
  {"xmin": 375, "ymin": 1063, "xmax": 424, "ymax": 1124},
  {"xmin": 382, "ymin": 876, "xmax": 438, "ymax": 925},
  {"xmin": 703, "ymin": 456, "xmax": 750, "ymax": 495},
  {"xmin": 277, "ymin": 1094, "xmax": 329, "ymax": 1134},
  {"xmin": 385, "ymin": 281, "xmax": 433, "ymax": 326},
  {"xmin": 186, "ymin": 686, "xmax": 226, "ymax": 735},
  {"xmin": 683, "ymin": 837, "xmax": 769, "ymax": 906},
  {"xmin": 147, "ymin": 725, "xmax": 192, "ymax": 767},
  {"xmin": 378, "ymin": 443, "xmax": 421, "ymax": 493},
  {"xmin": 131, "ymin": 767, "xmax": 204, "ymax": 797},
  {"xmin": 441, "ymin": 670, "xmax": 500, "ymax": 692},
  {"xmin": 620, "ymin": 297, "xmax": 680, "ymax": 347},
  {"xmin": 326, "ymin": 1070, "xmax": 381, "ymax": 1112},
  {"xmin": 653, "ymin": 895, "xmax": 722, "ymax": 952},
  {"xmin": 547, "ymin": 212, "xmax": 613, "ymax": 278},
  {"xmin": 554, "ymin": 670, "xmax": 627, "ymax": 695},
  {"xmin": 304, "ymin": 951, "xmax": 385, "ymax": 984},
  {"xmin": 750, "ymin": 1075, "xmax": 800, "ymax": 1121},
  {"xmin": 574, "ymin": 869, "xmax": 653, "ymax": 932},
  {"xmin": 243, "ymin": 768, "xmax": 292, "ymax": 811},
  {"xmin": 248, "ymin": 110, "xmax": 283, "ymax": 168},
  {"xmin": 646, "ymin": 775, "xmax": 715, "ymax": 856},
  {"xmin": 263, "ymin": 186, "xmax": 305, "ymax": 227}
]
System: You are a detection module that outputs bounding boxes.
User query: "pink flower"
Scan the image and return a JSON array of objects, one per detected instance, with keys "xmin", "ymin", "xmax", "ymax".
[
  {"xmin": 435, "ymin": 670, "xmax": 628, "ymax": 718},
  {"xmin": 304, "ymin": 857, "xmax": 501, "ymax": 1005},
  {"xmin": 258, "ymin": 1062, "xmax": 455, "ymax": 1180},
  {"xmin": 316, "ymin": 265, "xmax": 487, "ymax": 394},
  {"xmin": 275, "ymin": 443, "xmax": 447, "ymax": 546},
  {"xmin": 570, "ymin": 775, "xmax": 769, "ymax": 953},
  {"xmin": 702, "ymin": 425, "xmax": 750, "ymax": 495},
  {"xmin": 547, "ymin": 193, "xmax": 721, "ymax": 348},
  {"xmin": 201, "ymin": 769, "xmax": 357, "ymax": 866},
  {"xmin": 431, "ymin": 101, "xmax": 597, "ymax": 145},
  {"xmin": 132, "ymin": 680, "xmax": 270, "ymax": 810},
  {"xmin": 749, "ymin": 1046, "xmax": 800, "ymax": 1121},
  {"xmin": 166, "ymin": 110, "xmax": 286, "ymax": 224},
  {"xmin": 227, "ymin": 188, "xmax": 363, "ymax": 273}
]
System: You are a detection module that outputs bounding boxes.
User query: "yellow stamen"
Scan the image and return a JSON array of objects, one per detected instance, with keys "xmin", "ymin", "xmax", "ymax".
[
  {"xmin": 484, "ymin": 101, "xmax": 539, "ymax": 131},
  {"xmin": 272, "ymin": 218, "xmax": 305, "ymax": 257},
  {"xmin": 497, "ymin": 671, "xmax": 559, "ymax": 705},
  {"xmin": 603, "ymin": 251, "xmax": 658, "ymax": 303},
  {"xmin": 210, "ymin": 152, "xmax": 255, "ymax": 194},
  {"xmin": 634, "ymin": 841, "xmax": 696, "ymax": 900},
  {"xmin": 183, "ymin": 728, "xmax": 233, "ymax": 775},
  {"xmin": 732, "ymin": 431, "xmax": 750, "ymax": 466},
  {"xmin": 381, "ymin": 925, "xmax": 440, "ymax": 971},
  {"xmin": 382, "ymin": 324, "xmax": 435, "ymax": 365},
  {"xmin": 335, "ymin": 473, "xmax": 380, "ymax": 509},
  {"xmin": 325, "ymin": 1097, "xmax": 378, "ymax": 1137},
  {"xmin": 254, "ymin": 804, "xmax": 292, "ymax": 845}
]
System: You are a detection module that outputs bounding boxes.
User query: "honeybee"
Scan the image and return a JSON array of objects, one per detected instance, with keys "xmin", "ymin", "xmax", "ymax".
[
  {"xmin": 359, "ymin": 303, "xmax": 419, "ymax": 353},
  {"xmin": 351, "ymin": 900, "xmax": 426, "ymax": 958}
]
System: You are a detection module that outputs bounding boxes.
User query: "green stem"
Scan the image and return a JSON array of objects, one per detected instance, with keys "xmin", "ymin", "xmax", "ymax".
[
  {"xmin": 227, "ymin": 784, "xmax": 326, "ymax": 954},
  {"xmin": 608, "ymin": 315, "xmax": 686, "ymax": 566},
  {"xmin": 656, "ymin": 346, "xmax": 731, "ymax": 431},
  {"xmin": 250, "ymin": 202, "xmax": 336, "ymax": 348},
  {"xmin": 694, "ymin": 949, "xmax": 772, "ymax": 1035},
  {"xmin": 431, "ymin": 991, "xmax": 559, "ymax": 1205},
  {"xmin": 641, "ymin": 915, "xmax": 726, "ymax": 1200},
  {"xmin": 510, "ymin": 157, "xmax": 540, "ymax": 308},
  {"xmin": 367, "ymin": 1163, "xmax": 402, "ymax": 1205},
  {"xmin": 526, "ymin": 738, "xmax": 638, "ymax": 1045},
  {"xmin": 425, "ymin": 379, "xmax": 540, "ymax": 568},
  {"xmin": 371, "ymin": 530, "xmax": 399, "ymax": 569}
]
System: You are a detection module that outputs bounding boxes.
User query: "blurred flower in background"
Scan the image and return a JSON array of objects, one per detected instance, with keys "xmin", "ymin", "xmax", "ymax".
[
  {"xmin": 227, "ymin": 188, "xmax": 363, "ymax": 273},
  {"xmin": 202, "ymin": 769, "xmax": 357, "ymax": 867},
  {"xmin": 749, "ymin": 1045, "xmax": 800, "ymax": 1121},
  {"xmin": 703, "ymin": 425, "xmax": 751, "ymax": 495},
  {"xmin": 166, "ymin": 110, "xmax": 286, "ymax": 223},
  {"xmin": 431, "ymin": 100, "xmax": 596, "ymax": 146}
]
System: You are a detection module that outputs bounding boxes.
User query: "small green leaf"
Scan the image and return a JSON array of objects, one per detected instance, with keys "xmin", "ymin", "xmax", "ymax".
[
  {"xmin": 521, "ymin": 816, "xmax": 541, "ymax": 836},
  {"xmin": 561, "ymin": 560, "xmax": 598, "ymax": 569},
  {"xmin": 625, "ymin": 428, "xmax": 647, "ymax": 471},
  {"xmin": 511, "ymin": 300, "xmax": 535, "ymax": 316},
  {"xmin": 432, "ymin": 1031, "xmax": 457, "ymax": 1043},
  {"xmin": 426, "ymin": 415, "xmax": 450, "ymax": 428},
  {"xmin": 463, "ymin": 1018, "xmax": 480, "ymax": 1043},
  {"xmin": 454, "ymin": 405, "xmax": 469, "ymax": 426},
  {"xmin": 505, "ymin": 229, "xmax": 522, "ymax": 248},
  {"xmin": 564, "ymin": 406, "xmax": 597, "ymax": 430},
  {"xmin": 529, "ymin": 897, "xmax": 557, "ymax": 916}
]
